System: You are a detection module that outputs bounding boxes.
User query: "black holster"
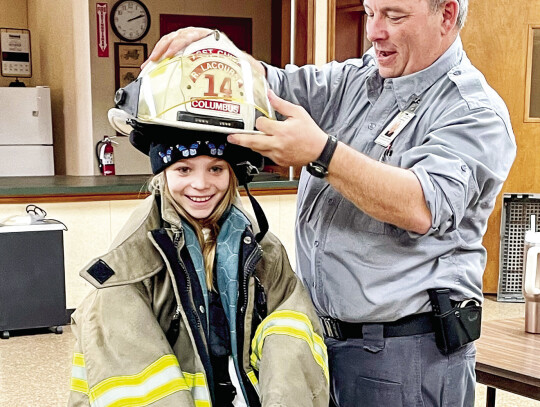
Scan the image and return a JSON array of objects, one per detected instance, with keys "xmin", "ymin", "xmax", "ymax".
[{"xmin": 428, "ymin": 288, "xmax": 482, "ymax": 355}]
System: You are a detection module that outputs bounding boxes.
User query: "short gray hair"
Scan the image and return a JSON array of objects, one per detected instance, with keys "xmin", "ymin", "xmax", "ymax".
[{"xmin": 430, "ymin": 0, "xmax": 468, "ymax": 29}]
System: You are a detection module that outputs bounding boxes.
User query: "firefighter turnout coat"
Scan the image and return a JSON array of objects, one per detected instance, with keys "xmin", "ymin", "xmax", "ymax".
[{"xmin": 68, "ymin": 190, "xmax": 329, "ymax": 407}]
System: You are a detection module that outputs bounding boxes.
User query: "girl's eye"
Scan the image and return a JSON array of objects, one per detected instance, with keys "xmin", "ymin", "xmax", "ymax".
[
  {"xmin": 176, "ymin": 167, "xmax": 190, "ymax": 174},
  {"xmin": 210, "ymin": 166, "xmax": 224, "ymax": 173}
]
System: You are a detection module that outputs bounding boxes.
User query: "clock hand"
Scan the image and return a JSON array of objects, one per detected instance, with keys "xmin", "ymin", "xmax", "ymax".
[{"xmin": 128, "ymin": 14, "xmax": 145, "ymax": 22}]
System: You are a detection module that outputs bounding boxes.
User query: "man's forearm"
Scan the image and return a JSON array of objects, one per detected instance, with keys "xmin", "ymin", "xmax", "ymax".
[{"xmin": 327, "ymin": 142, "xmax": 432, "ymax": 234}]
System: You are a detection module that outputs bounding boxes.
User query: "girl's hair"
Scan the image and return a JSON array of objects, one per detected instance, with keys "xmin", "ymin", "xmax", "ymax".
[{"xmin": 151, "ymin": 162, "xmax": 239, "ymax": 291}]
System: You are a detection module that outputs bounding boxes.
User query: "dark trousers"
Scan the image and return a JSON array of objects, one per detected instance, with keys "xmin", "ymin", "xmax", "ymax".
[{"xmin": 326, "ymin": 327, "xmax": 476, "ymax": 407}]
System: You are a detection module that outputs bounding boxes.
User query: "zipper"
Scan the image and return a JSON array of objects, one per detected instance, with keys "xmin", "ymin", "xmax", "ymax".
[
  {"xmin": 240, "ymin": 242, "xmax": 263, "ymax": 314},
  {"xmin": 237, "ymin": 239, "xmax": 263, "ymax": 405},
  {"xmin": 172, "ymin": 305, "xmax": 181, "ymax": 320},
  {"xmin": 172, "ymin": 228, "xmax": 201, "ymax": 329}
]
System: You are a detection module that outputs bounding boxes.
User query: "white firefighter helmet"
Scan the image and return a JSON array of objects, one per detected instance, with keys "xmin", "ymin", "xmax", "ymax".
[{"xmin": 108, "ymin": 30, "xmax": 275, "ymax": 136}]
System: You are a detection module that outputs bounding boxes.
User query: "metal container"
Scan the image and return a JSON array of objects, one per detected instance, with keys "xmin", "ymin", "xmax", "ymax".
[{"xmin": 523, "ymin": 215, "xmax": 540, "ymax": 333}]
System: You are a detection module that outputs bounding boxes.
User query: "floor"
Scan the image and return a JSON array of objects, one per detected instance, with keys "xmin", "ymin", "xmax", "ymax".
[{"xmin": 0, "ymin": 295, "xmax": 538, "ymax": 406}]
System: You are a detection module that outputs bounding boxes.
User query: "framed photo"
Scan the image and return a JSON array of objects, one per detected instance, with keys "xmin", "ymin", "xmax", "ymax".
[
  {"xmin": 114, "ymin": 42, "xmax": 147, "ymax": 89},
  {"xmin": 118, "ymin": 67, "xmax": 140, "ymax": 88}
]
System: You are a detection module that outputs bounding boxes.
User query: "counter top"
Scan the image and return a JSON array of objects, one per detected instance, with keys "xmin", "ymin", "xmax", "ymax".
[{"xmin": 0, "ymin": 175, "xmax": 298, "ymax": 204}]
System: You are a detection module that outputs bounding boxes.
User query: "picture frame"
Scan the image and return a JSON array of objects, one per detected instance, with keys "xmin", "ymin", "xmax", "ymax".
[{"xmin": 114, "ymin": 42, "xmax": 147, "ymax": 90}]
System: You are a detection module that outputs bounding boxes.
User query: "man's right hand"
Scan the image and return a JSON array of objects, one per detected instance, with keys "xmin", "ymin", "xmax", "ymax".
[{"xmin": 141, "ymin": 27, "xmax": 213, "ymax": 69}]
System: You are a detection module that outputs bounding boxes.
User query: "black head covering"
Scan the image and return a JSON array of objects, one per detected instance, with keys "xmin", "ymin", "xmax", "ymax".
[{"xmin": 129, "ymin": 122, "xmax": 263, "ymax": 184}]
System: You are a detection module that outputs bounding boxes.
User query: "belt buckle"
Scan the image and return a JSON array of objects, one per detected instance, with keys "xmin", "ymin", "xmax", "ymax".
[{"xmin": 320, "ymin": 316, "xmax": 345, "ymax": 340}]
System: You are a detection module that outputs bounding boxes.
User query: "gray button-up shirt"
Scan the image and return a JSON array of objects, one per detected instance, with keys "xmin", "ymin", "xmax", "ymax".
[{"xmin": 264, "ymin": 37, "xmax": 516, "ymax": 323}]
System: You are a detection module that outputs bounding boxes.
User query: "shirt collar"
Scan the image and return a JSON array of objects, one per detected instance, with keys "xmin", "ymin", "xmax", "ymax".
[{"xmin": 366, "ymin": 36, "xmax": 464, "ymax": 110}]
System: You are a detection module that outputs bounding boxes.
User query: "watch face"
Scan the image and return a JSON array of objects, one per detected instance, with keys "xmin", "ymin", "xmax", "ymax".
[
  {"xmin": 307, "ymin": 162, "xmax": 328, "ymax": 178},
  {"xmin": 111, "ymin": 0, "xmax": 150, "ymax": 42}
]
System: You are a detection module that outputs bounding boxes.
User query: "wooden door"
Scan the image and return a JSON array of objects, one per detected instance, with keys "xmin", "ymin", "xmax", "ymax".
[{"xmin": 327, "ymin": 0, "xmax": 367, "ymax": 62}]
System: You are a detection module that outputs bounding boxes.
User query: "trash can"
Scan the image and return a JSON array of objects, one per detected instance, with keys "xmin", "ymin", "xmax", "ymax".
[
  {"xmin": 0, "ymin": 221, "xmax": 67, "ymax": 339},
  {"xmin": 523, "ymin": 215, "xmax": 540, "ymax": 334}
]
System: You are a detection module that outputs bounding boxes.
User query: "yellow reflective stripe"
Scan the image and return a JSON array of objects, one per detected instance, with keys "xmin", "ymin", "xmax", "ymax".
[
  {"xmin": 87, "ymin": 354, "xmax": 213, "ymax": 407},
  {"xmin": 183, "ymin": 372, "xmax": 211, "ymax": 406},
  {"xmin": 104, "ymin": 378, "xmax": 187, "ymax": 407},
  {"xmin": 89, "ymin": 354, "xmax": 181, "ymax": 400},
  {"xmin": 246, "ymin": 370, "xmax": 260, "ymax": 396},
  {"xmin": 70, "ymin": 352, "xmax": 211, "ymax": 406},
  {"xmin": 250, "ymin": 310, "xmax": 329, "ymax": 382},
  {"xmin": 71, "ymin": 377, "xmax": 89, "ymax": 394},
  {"xmin": 71, "ymin": 353, "xmax": 89, "ymax": 394},
  {"xmin": 73, "ymin": 352, "xmax": 85, "ymax": 367}
]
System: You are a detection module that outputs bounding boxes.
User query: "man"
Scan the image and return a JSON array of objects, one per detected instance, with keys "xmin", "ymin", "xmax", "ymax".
[{"xmin": 145, "ymin": 0, "xmax": 516, "ymax": 405}]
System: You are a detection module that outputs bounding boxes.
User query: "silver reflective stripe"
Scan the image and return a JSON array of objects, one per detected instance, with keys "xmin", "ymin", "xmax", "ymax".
[
  {"xmin": 72, "ymin": 365, "xmax": 87, "ymax": 381},
  {"xmin": 191, "ymin": 385, "xmax": 210, "ymax": 403}
]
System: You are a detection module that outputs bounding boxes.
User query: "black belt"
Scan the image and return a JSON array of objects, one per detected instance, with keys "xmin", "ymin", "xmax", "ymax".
[{"xmin": 320, "ymin": 312, "xmax": 435, "ymax": 341}]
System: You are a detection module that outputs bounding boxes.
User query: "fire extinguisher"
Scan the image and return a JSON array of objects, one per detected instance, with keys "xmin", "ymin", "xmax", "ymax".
[{"xmin": 96, "ymin": 136, "xmax": 118, "ymax": 175}]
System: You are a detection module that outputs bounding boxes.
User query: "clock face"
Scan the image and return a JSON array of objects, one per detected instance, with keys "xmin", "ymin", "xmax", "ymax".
[{"xmin": 111, "ymin": 0, "xmax": 150, "ymax": 42}]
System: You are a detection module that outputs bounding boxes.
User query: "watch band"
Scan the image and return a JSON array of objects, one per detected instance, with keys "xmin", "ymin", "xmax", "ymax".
[{"xmin": 307, "ymin": 134, "xmax": 338, "ymax": 178}]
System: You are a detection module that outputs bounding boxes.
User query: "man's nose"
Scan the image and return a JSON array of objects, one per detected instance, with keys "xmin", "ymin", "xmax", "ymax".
[{"xmin": 366, "ymin": 15, "xmax": 388, "ymax": 43}]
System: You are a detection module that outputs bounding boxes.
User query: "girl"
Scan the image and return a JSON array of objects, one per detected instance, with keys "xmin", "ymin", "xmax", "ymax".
[{"xmin": 68, "ymin": 33, "xmax": 328, "ymax": 407}]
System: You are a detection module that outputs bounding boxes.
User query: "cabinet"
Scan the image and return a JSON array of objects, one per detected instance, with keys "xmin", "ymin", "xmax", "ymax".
[{"xmin": 0, "ymin": 223, "xmax": 66, "ymax": 339}]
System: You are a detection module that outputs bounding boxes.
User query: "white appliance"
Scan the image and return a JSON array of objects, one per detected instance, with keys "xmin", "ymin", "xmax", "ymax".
[{"xmin": 0, "ymin": 86, "xmax": 54, "ymax": 176}]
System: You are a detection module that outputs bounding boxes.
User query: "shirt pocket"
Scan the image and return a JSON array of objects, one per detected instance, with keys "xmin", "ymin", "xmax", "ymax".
[{"xmin": 332, "ymin": 198, "xmax": 401, "ymax": 237}]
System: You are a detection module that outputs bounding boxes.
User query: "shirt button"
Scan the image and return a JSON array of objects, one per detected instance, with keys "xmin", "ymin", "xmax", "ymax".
[
  {"xmin": 328, "ymin": 198, "xmax": 334, "ymax": 205},
  {"xmin": 368, "ymin": 123, "xmax": 376, "ymax": 130},
  {"xmin": 461, "ymin": 164, "xmax": 467, "ymax": 172},
  {"xmin": 314, "ymin": 241, "xmax": 319, "ymax": 247},
  {"xmin": 199, "ymin": 305, "xmax": 205, "ymax": 314},
  {"xmin": 453, "ymin": 70, "xmax": 462, "ymax": 76}
]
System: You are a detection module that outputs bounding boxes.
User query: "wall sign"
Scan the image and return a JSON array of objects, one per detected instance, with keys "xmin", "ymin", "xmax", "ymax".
[{"xmin": 96, "ymin": 3, "xmax": 109, "ymax": 57}]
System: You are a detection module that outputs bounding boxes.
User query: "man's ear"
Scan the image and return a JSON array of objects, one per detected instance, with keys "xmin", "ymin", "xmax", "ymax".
[{"xmin": 441, "ymin": 0, "xmax": 459, "ymax": 34}]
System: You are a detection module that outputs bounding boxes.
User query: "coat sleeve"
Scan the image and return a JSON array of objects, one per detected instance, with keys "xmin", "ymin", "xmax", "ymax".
[
  {"xmin": 251, "ymin": 232, "xmax": 329, "ymax": 407},
  {"xmin": 67, "ymin": 283, "xmax": 198, "ymax": 407}
]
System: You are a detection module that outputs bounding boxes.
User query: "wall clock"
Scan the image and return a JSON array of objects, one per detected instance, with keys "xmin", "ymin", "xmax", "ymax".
[{"xmin": 110, "ymin": 0, "xmax": 151, "ymax": 42}]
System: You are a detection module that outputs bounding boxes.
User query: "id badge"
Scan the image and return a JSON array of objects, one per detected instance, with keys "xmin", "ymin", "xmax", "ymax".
[{"xmin": 374, "ymin": 98, "xmax": 420, "ymax": 148}]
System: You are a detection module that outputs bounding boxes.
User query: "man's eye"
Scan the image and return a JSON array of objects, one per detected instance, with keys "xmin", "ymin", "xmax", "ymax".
[{"xmin": 388, "ymin": 15, "xmax": 405, "ymax": 22}]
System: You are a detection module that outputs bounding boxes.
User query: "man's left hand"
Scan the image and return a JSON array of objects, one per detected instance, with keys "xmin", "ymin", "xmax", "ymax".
[{"xmin": 227, "ymin": 90, "xmax": 328, "ymax": 167}]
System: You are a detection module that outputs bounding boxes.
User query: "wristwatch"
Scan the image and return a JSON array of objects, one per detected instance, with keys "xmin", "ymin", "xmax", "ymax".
[{"xmin": 306, "ymin": 134, "xmax": 338, "ymax": 178}]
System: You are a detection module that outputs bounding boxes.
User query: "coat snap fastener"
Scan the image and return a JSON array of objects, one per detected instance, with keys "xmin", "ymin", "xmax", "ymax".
[{"xmin": 243, "ymin": 236, "xmax": 252, "ymax": 244}]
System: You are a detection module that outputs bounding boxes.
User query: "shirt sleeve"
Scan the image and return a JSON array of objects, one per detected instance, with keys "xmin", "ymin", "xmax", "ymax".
[
  {"xmin": 407, "ymin": 104, "xmax": 516, "ymax": 236},
  {"xmin": 262, "ymin": 60, "xmax": 363, "ymax": 126}
]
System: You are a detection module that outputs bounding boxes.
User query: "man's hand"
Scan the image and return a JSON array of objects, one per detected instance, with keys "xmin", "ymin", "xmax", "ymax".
[
  {"xmin": 142, "ymin": 27, "xmax": 213, "ymax": 69},
  {"xmin": 228, "ymin": 90, "xmax": 328, "ymax": 167}
]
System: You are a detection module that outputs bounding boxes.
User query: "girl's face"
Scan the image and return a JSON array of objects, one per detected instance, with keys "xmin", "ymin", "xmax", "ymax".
[{"xmin": 165, "ymin": 155, "xmax": 231, "ymax": 219}]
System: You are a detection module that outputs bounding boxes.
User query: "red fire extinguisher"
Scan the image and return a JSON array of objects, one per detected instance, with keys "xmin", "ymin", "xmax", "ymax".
[{"xmin": 96, "ymin": 136, "xmax": 118, "ymax": 175}]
